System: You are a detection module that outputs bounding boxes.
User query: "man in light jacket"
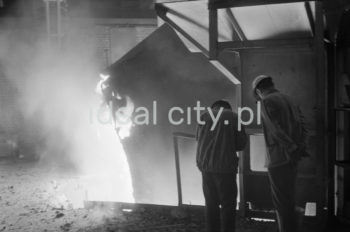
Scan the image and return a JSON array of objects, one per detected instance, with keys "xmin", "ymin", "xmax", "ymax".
[{"xmin": 252, "ymin": 75, "xmax": 309, "ymax": 232}]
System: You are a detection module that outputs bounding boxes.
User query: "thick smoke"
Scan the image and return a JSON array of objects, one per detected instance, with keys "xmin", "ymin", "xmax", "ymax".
[
  {"xmin": 0, "ymin": 4, "xmax": 188, "ymax": 207},
  {"xmin": 0, "ymin": 18, "xmax": 101, "ymax": 168},
  {"xmin": 0, "ymin": 4, "xmax": 137, "ymax": 207}
]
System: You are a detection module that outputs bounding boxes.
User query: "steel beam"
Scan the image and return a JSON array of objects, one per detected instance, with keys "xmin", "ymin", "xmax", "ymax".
[
  {"xmin": 313, "ymin": 0, "xmax": 327, "ymax": 220},
  {"xmin": 155, "ymin": 3, "xmax": 209, "ymax": 57},
  {"xmin": 209, "ymin": 8, "xmax": 218, "ymax": 59},
  {"xmin": 225, "ymin": 8, "xmax": 247, "ymax": 41},
  {"xmin": 208, "ymin": 0, "xmax": 322, "ymax": 10},
  {"xmin": 218, "ymin": 38, "xmax": 313, "ymax": 50},
  {"xmin": 305, "ymin": 1, "xmax": 315, "ymax": 37}
]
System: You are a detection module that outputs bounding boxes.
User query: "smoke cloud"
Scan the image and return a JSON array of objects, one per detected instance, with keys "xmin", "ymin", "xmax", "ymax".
[{"xmin": 0, "ymin": 4, "xmax": 135, "ymax": 207}]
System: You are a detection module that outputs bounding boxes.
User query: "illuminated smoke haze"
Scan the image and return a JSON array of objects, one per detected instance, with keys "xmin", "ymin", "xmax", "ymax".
[{"xmin": 0, "ymin": 14, "xmax": 134, "ymax": 206}]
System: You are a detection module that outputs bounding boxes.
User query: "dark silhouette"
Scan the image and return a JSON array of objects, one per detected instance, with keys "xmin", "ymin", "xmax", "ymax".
[{"xmin": 196, "ymin": 100, "xmax": 247, "ymax": 232}]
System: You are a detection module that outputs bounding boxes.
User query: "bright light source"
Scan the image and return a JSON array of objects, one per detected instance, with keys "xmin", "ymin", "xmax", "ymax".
[
  {"xmin": 80, "ymin": 80, "xmax": 135, "ymax": 203},
  {"xmin": 122, "ymin": 208, "xmax": 133, "ymax": 213},
  {"xmin": 251, "ymin": 217, "xmax": 275, "ymax": 222},
  {"xmin": 99, "ymin": 73, "xmax": 110, "ymax": 81},
  {"xmin": 305, "ymin": 202, "xmax": 317, "ymax": 216}
]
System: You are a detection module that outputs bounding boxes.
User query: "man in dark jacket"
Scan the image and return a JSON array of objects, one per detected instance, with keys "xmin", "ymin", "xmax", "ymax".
[
  {"xmin": 196, "ymin": 100, "xmax": 247, "ymax": 232},
  {"xmin": 252, "ymin": 75, "xmax": 308, "ymax": 232}
]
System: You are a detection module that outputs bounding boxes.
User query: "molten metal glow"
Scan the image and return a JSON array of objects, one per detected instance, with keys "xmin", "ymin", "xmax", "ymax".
[
  {"xmin": 53, "ymin": 116, "xmax": 135, "ymax": 208},
  {"xmin": 82, "ymin": 77, "xmax": 135, "ymax": 204},
  {"xmin": 51, "ymin": 76, "xmax": 135, "ymax": 209},
  {"xmin": 99, "ymin": 73, "xmax": 110, "ymax": 81},
  {"xmin": 86, "ymin": 122, "xmax": 134, "ymax": 203},
  {"xmin": 114, "ymin": 96, "xmax": 134, "ymax": 139}
]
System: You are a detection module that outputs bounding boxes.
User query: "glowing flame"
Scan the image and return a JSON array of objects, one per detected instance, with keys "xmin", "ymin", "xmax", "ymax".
[
  {"xmin": 99, "ymin": 73, "xmax": 110, "ymax": 81},
  {"xmin": 50, "ymin": 74, "xmax": 135, "ymax": 209},
  {"xmin": 114, "ymin": 96, "xmax": 134, "ymax": 139},
  {"xmin": 87, "ymin": 122, "xmax": 134, "ymax": 203},
  {"xmin": 82, "ymin": 75, "xmax": 135, "ymax": 203}
]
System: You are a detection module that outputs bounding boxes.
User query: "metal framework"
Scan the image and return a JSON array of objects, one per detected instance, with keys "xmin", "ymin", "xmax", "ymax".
[
  {"xmin": 209, "ymin": 8, "xmax": 218, "ymax": 59},
  {"xmin": 218, "ymin": 38, "xmax": 314, "ymax": 51},
  {"xmin": 305, "ymin": 1, "xmax": 316, "ymax": 36},
  {"xmin": 155, "ymin": 4, "xmax": 209, "ymax": 56},
  {"xmin": 225, "ymin": 8, "xmax": 246, "ymax": 41},
  {"xmin": 207, "ymin": 0, "xmax": 317, "ymax": 59},
  {"xmin": 155, "ymin": 0, "xmax": 318, "ymax": 59},
  {"xmin": 313, "ymin": 1, "xmax": 327, "ymax": 219},
  {"xmin": 326, "ymin": 7, "xmax": 350, "ymax": 226}
]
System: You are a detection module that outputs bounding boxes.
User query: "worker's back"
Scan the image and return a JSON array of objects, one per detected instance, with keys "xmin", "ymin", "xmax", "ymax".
[{"xmin": 196, "ymin": 109, "xmax": 246, "ymax": 173}]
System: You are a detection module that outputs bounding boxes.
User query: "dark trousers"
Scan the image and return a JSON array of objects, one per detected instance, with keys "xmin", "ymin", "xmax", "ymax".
[
  {"xmin": 268, "ymin": 163, "xmax": 297, "ymax": 232},
  {"xmin": 202, "ymin": 172, "xmax": 237, "ymax": 232}
]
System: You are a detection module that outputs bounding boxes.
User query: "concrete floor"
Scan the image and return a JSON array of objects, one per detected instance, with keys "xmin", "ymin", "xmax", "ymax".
[
  {"xmin": 0, "ymin": 158, "xmax": 274, "ymax": 232},
  {"xmin": 0, "ymin": 157, "xmax": 346, "ymax": 232}
]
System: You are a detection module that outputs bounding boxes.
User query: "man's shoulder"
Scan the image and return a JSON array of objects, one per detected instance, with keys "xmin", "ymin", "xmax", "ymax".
[
  {"xmin": 264, "ymin": 91, "xmax": 283, "ymax": 100},
  {"xmin": 264, "ymin": 92, "xmax": 290, "ymax": 105},
  {"xmin": 263, "ymin": 92, "xmax": 300, "ymax": 119}
]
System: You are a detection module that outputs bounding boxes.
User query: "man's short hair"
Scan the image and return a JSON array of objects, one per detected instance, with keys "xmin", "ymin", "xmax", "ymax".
[
  {"xmin": 211, "ymin": 100, "xmax": 232, "ymax": 110},
  {"xmin": 255, "ymin": 76, "xmax": 274, "ymax": 91}
]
